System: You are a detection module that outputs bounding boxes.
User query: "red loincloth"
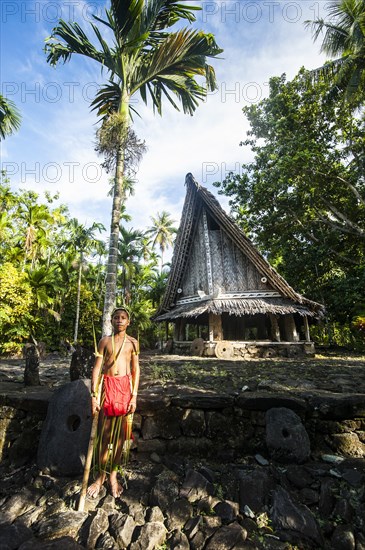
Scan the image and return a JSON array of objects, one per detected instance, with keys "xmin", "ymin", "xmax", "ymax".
[{"xmin": 103, "ymin": 374, "xmax": 132, "ymax": 417}]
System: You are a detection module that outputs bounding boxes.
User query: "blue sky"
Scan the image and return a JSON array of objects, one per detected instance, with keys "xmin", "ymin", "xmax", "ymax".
[{"xmin": 1, "ymin": 0, "xmax": 328, "ymax": 243}]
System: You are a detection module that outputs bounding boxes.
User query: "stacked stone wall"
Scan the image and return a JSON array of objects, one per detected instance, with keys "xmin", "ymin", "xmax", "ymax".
[{"xmin": 1, "ymin": 388, "xmax": 364, "ymax": 465}]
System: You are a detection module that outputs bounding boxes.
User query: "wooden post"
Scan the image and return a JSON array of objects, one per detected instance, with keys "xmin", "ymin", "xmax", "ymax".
[
  {"xmin": 174, "ymin": 321, "xmax": 180, "ymax": 342},
  {"xmin": 284, "ymin": 315, "xmax": 299, "ymax": 342},
  {"xmin": 269, "ymin": 314, "xmax": 281, "ymax": 342},
  {"xmin": 303, "ymin": 316, "xmax": 311, "ymax": 341},
  {"xmin": 179, "ymin": 319, "xmax": 186, "ymax": 341},
  {"xmin": 209, "ymin": 313, "xmax": 223, "ymax": 341}
]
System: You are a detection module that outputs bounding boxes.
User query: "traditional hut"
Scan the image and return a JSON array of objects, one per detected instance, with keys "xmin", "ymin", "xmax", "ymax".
[{"xmin": 153, "ymin": 173, "xmax": 324, "ymax": 359}]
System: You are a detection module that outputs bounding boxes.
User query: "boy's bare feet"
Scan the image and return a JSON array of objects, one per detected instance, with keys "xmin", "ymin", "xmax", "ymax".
[
  {"xmin": 109, "ymin": 471, "xmax": 123, "ymax": 498},
  {"xmin": 87, "ymin": 473, "xmax": 105, "ymax": 499}
]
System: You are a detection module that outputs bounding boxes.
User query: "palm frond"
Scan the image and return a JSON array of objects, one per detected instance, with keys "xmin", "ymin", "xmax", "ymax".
[
  {"xmin": 145, "ymin": 0, "xmax": 200, "ymax": 31},
  {"xmin": 130, "ymin": 27, "xmax": 221, "ymax": 114},
  {"xmin": 304, "ymin": 0, "xmax": 365, "ymax": 106},
  {"xmin": 0, "ymin": 95, "xmax": 21, "ymax": 140},
  {"xmin": 111, "ymin": 0, "xmax": 144, "ymax": 40},
  {"xmin": 45, "ymin": 19, "xmax": 106, "ymax": 66},
  {"xmin": 91, "ymin": 81, "xmax": 122, "ymax": 117}
]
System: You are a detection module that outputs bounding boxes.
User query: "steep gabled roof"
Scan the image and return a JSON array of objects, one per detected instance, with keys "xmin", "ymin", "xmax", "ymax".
[{"xmin": 153, "ymin": 173, "xmax": 324, "ymax": 320}]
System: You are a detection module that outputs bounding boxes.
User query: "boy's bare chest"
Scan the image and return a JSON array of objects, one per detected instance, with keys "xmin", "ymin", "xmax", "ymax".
[{"xmin": 103, "ymin": 338, "xmax": 133, "ymax": 374}]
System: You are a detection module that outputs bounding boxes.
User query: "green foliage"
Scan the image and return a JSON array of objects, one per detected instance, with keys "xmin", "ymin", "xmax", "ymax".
[
  {"xmin": 305, "ymin": 0, "xmax": 365, "ymax": 107},
  {"xmin": 0, "ymin": 173, "xmax": 170, "ymax": 354},
  {"xmin": 148, "ymin": 363, "xmax": 174, "ymax": 382},
  {"xmin": 215, "ymin": 68, "xmax": 365, "ymax": 348},
  {"xmin": 147, "ymin": 211, "xmax": 177, "ymax": 271},
  {"xmin": 352, "ymin": 315, "xmax": 365, "ymax": 336},
  {"xmin": 60, "ymin": 285, "xmax": 102, "ymax": 347},
  {"xmin": 0, "ymin": 94, "xmax": 21, "ymax": 140},
  {"xmin": 0, "ymin": 263, "xmax": 33, "ymax": 354}
]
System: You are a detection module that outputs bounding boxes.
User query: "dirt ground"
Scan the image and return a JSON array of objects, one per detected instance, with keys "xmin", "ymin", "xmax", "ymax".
[
  {"xmin": 139, "ymin": 348, "xmax": 365, "ymax": 396},
  {"xmin": 0, "ymin": 348, "xmax": 364, "ymax": 397}
]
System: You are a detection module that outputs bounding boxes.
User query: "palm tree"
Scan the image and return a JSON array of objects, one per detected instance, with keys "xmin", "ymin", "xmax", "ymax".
[
  {"xmin": 17, "ymin": 202, "xmax": 55, "ymax": 269},
  {"xmin": 140, "ymin": 234, "xmax": 158, "ymax": 263},
  {"xmin": 0, "ymin": 94, "xmax": 21, "ymax": 140},
  {"xmin": 148, "ymin": 269, "xmax": 169, "ymax": 307},
  {"xmin": 25, "ymin": 265, "xmax": 60, "ymax": 318},
  {"xmin": 45, "ymin": 0, "xmax": 222, "ymax": 335},
  {"xmin": 118, "ymin": 226, "xmax": 146, "ymax": 303},
  {"xmin": 305, "ymin": 0, "xmax": 365, "ymax": 105},
  {"xmin": 147, "ymin": 210, "xmax": 177, "ymax": 271},
  {"xmin": 63, "ymin": 219, "xmax": 105, "ymax": 344}
]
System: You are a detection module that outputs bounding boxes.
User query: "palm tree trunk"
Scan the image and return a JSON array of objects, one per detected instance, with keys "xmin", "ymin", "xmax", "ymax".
[
  {"xmin": 74, "ymin": 253, "xmax": 83, "ymax": 344},
  {"xmin": 102, "ymin": 101, "xmax": 129, "ymax": 336}
]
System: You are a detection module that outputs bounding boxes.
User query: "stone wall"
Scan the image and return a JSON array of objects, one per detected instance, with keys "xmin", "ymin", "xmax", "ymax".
[
  {"xmin": 173, "ymin": 340, "xmax": 315, "ymax": 359},
  {"xmin": 1, "ymin": 387, "xmax": 364, "ymax": 467},
  {"xmin": 134, "ymin": 389, "xmax": 365, "ymax": 459},
  {"xmin": 0, "ymin": 405, "xmax": 44, "ymax": 467}
]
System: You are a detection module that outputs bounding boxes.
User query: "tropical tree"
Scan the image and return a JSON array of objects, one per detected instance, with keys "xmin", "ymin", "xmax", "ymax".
[
  {"xmin": 148, "ymin": 269, "xmax": 169, "ymax": 307},
  {"xmin": 139, "ymin": 234, "xmax": 154, "ymax": 262},
  {"xmin": 0, "ymin": 263, "xmax": 33, "ymax": 354},
  {"xmin": 305, "ymin": 0, "xmax": 365, "ymax": 105},
  {"xmin": 118, "ymin": 226, "xmax": 147, "ymax": 303},
  {"xmin": 0, "ymin": 177, "xmax": 17, "ymax": 212},
  {"xmin": 17, "ymin": 202, "xmax": 55, "ymax": 269},
  {"xmin": 63, "ymin": 219, "xmax": 105, "ymax": 344},
  {"xmin": 125, "ymin": 261, "xmax": 161, "ymax": 345},
  {"xmin": 45, "ymin": 0, "xmax": 222, "ymax": 335},
  {"xmin": 214, "ymin": 69, "xmax": 365, "ymax": 330},
  {"xmin": 147, "ymin": 210, "xmax": 177, "ymax": 271},
  {"xmin": 0, "ymin": 94, "xmax": 21, "ymax": 140}
]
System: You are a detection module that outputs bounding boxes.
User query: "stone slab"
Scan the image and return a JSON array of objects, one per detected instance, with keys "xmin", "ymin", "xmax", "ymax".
[
  {"xmin": 171, "ymin": 393, "xmax": 234, "ymax": 409},
  {"xmin": 235, "ymin": 392, "xmax": 308, "ymax": 413}
]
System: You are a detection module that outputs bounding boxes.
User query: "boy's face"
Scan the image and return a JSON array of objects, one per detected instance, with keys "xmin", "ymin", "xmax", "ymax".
[{"xmin": 111, "ymin": 310, "xmax": 130, "ymax": 333}]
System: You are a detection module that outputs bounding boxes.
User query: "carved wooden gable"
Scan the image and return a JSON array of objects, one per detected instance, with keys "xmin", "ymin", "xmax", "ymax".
[
  {"xmin": 180, "ymin": 209, "xmax": 274, "ymax": 298},
  {"xmin": 153, "ymin": 174, "xmax": 324, "ymax": 322}
]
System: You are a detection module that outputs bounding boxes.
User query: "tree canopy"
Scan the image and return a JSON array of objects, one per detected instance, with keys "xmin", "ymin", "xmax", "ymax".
[
  {"xmin": 0, "ymin": 172, "xmax": 175, "ymax": 354},
  {"xmin": 214, "ymin": 69, "xmax": 365, "ymax": 334}
]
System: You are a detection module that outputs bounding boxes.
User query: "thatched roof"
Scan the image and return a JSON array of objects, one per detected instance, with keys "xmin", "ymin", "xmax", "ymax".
[
  {"xmin": 153, "ymin": 174, "xmax": 324, "ymax": 321},
  {"xmin": 155, "ymin": 298, "xmax": 318, "ymax": 321}
]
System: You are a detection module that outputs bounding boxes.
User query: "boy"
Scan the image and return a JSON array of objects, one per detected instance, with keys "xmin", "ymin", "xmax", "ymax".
[{"xmin": 87, "ymin": 307, "xmax": 140, "ymax": 499}]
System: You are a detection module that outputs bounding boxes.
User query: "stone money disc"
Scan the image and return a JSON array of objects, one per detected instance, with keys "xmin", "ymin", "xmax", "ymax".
[
  {"xmin": 215, "ymin": 341, "xmax": 234, "ymax": 359},
  {"xmin": 190, "ymin": 338, "xmax": 205, "ymax": 357}
]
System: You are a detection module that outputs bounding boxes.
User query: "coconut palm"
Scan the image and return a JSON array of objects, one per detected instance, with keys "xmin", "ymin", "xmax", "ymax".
[
  {"xmin": 0, "ymin": 94, "xmax": 21, "ymax": 140},
  {"xmin": 305, "ymin": 0, "xmax": 365, "ymax": 105},
  {"xmin": 118, "ymin": 226, "xmax": 146, "ymax": 302},
  {"xmin": 147, "ymin": 210, "xmax": 177, "ymax": 271},
  {"xmin": 17, "ymin": 202, "xmax": 55, "ymax": 269},
  {"xmin": 45, "ymin": 0, "xmax": 222, "ymax": 335},
  {"xmin": 148, "ymin": 269, "xmax": 169, "ymax": 307},
  {"xmin": 63, "ymin": 219, "xmax": 105, "ymax": 344}
]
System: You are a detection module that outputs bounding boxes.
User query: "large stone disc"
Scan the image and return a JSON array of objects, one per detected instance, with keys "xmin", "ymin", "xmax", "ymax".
[
  {"xmin": 37, "ymin": 379, "xmax": 92, "ymax": 475},
  {"xmin": 215, "ymin": 341, "xmax": 234, "ymax": 359},
  {"xmin": 190, "ymin": 338, "xmax": 205, "ymax": 357}
]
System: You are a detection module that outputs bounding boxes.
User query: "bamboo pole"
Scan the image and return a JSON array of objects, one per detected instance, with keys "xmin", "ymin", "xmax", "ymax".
[{"xmin": 78, "ymin": 378, "xmax": 103, "ymax": 512}]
